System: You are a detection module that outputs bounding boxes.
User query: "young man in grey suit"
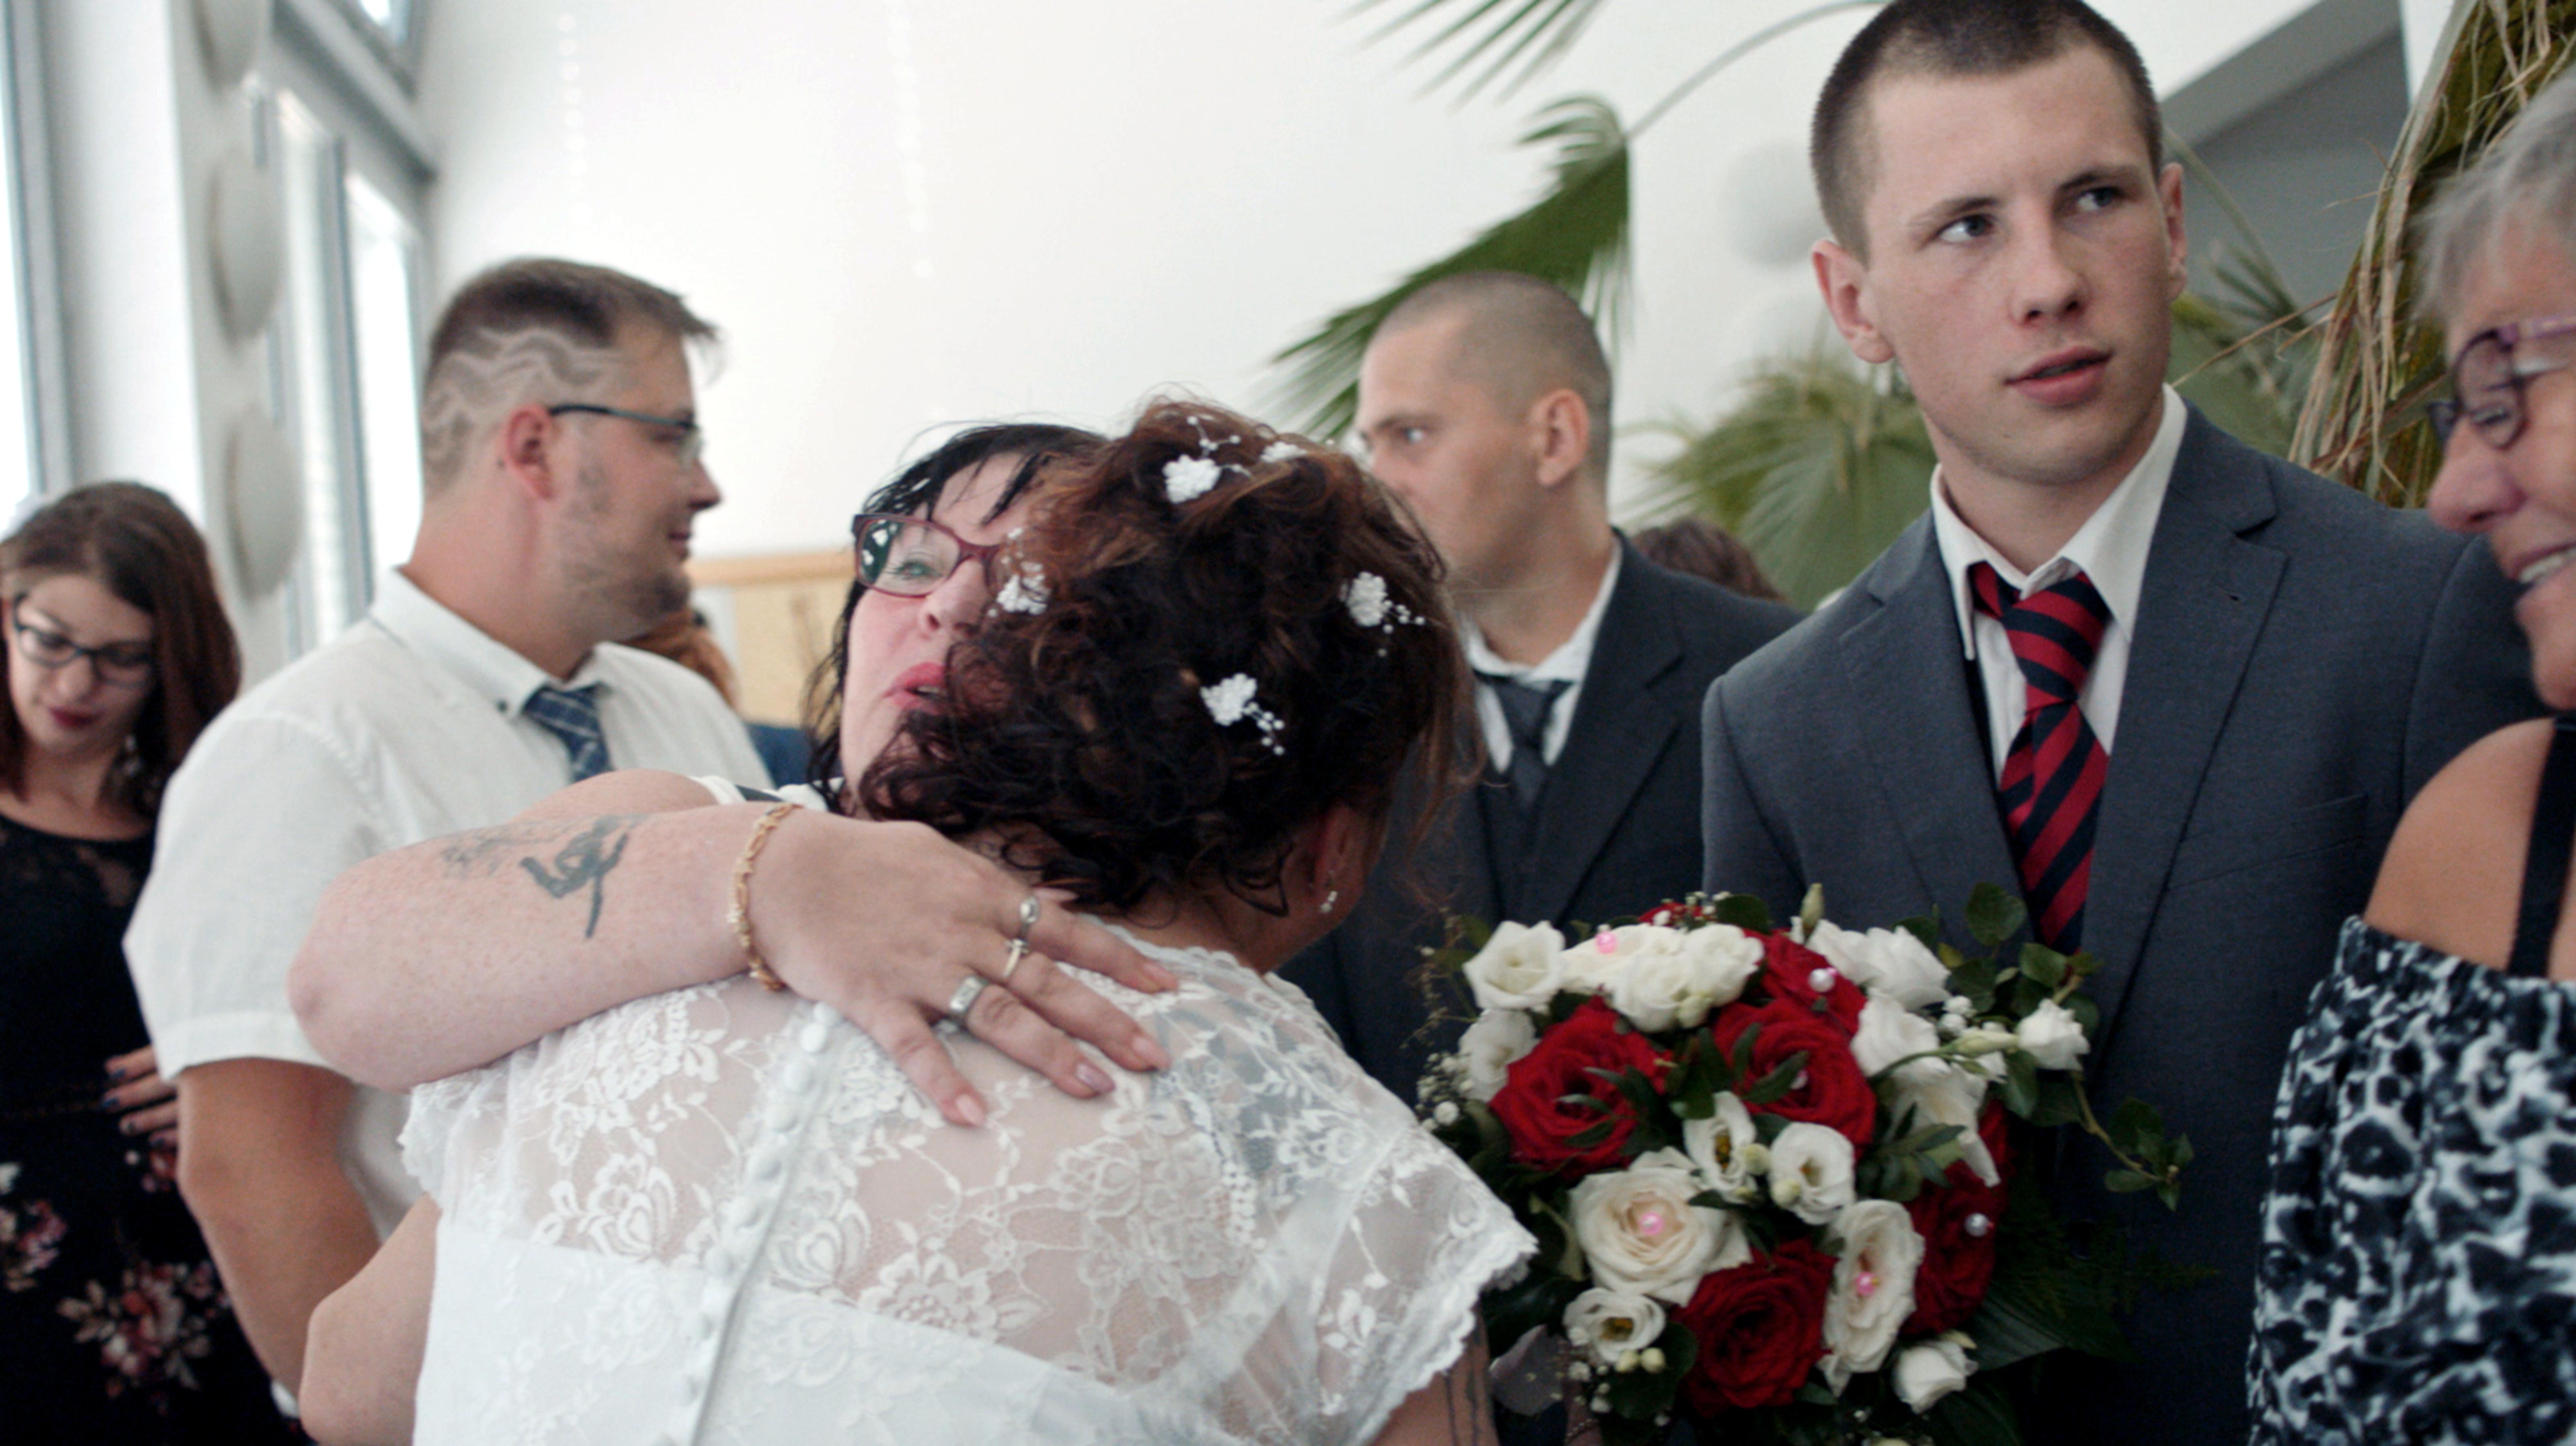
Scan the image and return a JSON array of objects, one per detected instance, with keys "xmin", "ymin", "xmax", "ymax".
[
  {"xmin": 1699, "ymin": 3, "xmax": 2536, "ymax": 1440},
  {"xmin": 1284, "ymin": 271, "xmax": 1799, "ymax": 1103}
]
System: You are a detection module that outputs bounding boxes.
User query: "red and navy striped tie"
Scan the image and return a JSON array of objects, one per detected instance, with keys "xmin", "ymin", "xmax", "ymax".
[{"xmin": 1969, "ymin": 562, "xmax": 2110, "ymax": 951}]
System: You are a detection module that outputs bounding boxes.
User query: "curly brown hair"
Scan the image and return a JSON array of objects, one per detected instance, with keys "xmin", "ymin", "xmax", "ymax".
[{"xmin": 859, "ymin": 399, "xmax": 1466, "ymax": 915}]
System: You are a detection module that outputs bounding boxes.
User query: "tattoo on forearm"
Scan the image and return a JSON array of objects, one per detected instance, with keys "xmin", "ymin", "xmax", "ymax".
[
  {"xmin": 438, "ymin": 820, "xmax": 583, "ymax": 879},
  {"xmin": 493, "ymin": 816, "xmax": 638, "ymax": 938}
]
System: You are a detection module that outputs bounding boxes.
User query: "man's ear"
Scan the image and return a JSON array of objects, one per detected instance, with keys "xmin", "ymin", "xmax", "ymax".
[
  {"xmin": 1529, "ymin": 387, "xmax": 1592, "ymax": 491},
  {"xmin": 1813, "ymin": 239, "xmax": 1895, "ymax": 366},
  {"xmin": 494, "ymin": 403, "xmax": 566, "ymax": 502},
  {"xmin": 2157, "ymin": 159, "xmax": 2190, "ymax": 302}
]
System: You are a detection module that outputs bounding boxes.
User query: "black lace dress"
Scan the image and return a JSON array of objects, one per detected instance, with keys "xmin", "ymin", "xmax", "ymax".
[
  {"xmin": 2250, "ymin": 718, "xmax": 2576, "ymax": 1443},
  {"xmin": 0, "ymin": 812, "xmax": 291, "ymax": 1441}
]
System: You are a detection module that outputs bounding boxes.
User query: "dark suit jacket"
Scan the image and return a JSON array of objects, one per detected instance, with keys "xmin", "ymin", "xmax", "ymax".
[
  {"xmin": 1700, "ymin": 411, "xmax": 2539, "ymax": 1444},
  {"xmin": 1285, "ymin": 541, "xmax": 1800, "ymax": 1100}
]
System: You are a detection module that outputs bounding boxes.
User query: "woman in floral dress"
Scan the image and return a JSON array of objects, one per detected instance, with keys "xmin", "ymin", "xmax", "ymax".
[{"xmin": 0, "ymin": 483, "xmax": 291, "ymax": 1441}]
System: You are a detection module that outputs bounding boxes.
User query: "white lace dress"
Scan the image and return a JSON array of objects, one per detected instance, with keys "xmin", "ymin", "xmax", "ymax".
[{"xmin": 401, "ymin": 928, "xmax": 1531, "ymax": 1446}]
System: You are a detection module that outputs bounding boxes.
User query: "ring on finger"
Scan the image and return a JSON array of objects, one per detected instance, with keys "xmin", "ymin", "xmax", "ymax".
[
  {"xmin": 945, "ymin": 975, "xmax": 990, "ymax": 1022},
  {"xmin": 1000, "ymin": 937, "xmax": 1030, "ymax": 986},
  {"xmin": 1015, "ymin": 890, "xmax": 1042, "ymax": 946}
]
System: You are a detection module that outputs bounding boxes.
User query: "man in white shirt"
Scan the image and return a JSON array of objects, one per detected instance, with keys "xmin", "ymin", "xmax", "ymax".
[
  {"xmin": 125, "ymin": 258, "xmax": 768, "ymax": 1398},
  {"xmin": 1698, "ymin": 3, "xmax": 2535, "ymax": 1438},
  {"xmin": 1282, "ymin": 270, "xmax": 1797, "ymax": 1102}
]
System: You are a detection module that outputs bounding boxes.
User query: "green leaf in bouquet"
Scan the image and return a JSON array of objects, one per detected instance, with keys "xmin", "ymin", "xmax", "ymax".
[
  {"xmin": 2004, "ymin": 972, "xmax": 2049, "ymax": 1018},
  {"xmin": 1710, "ymin": 892, "xmax": 1775, "ymax": 934},
  {"xmin": 1965, "ymin": 883, "xmax": 2027, "ymax": 949},
  {"xmin": 2105, "ymin": 1098, "xmax": 2163, "ymax": 1158},
  {"xmin": 1600, "ymin": 1319, "xmax": 1697, "ymax": 1421},
  {"xmin": 2000, "ymin": 1050, "xmax": 2041, "ymax": 1119},
  {"xmin": 1565, "ymin": 1118, "xmax": 1620, "ymax": 1150},
  {"xmin": 2018, "ymin": 943, "xmax": 2069, "ymax": 992},
  {"xmin": 1948, "ymin": 956, "xmax": 2000, "ymax": 1014},
  {"xmin": 1669, "ymin": 1037, "xmax": 1723, "ymax": 1120},
  {"xmin": 1924, "ymin": 1375, "xmax": 2025, "ymax": 1446},
  {"xmin": 2066, "ymin": 992, "xmax": 2101, "ymax": 1037},
  {"xmin": 1903, "ymin": 912, "xmax": 1943, "ymax": 952},
  {"xmin": 1739, "ymin": 1049, "xmax": 1810, "ymax": 1107},
  {"xmin": 2103, "ymin": 1168, "xmax": 2158, "ymax": 1194},
  {"xmin": 1729, "ymin": 1019, "xmax": 1762, "ymax": 1079},
  {"xmin": 1480, "ymin": 1268, "xmax": 1582, "ymax": 1361},
  {"xmin": 2064, "ymin": 948, "xmax": 2105, "ymax": 980}
]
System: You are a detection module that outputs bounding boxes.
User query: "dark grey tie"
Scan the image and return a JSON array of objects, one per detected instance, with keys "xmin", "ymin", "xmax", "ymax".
[
  {"xmin": 524, "ymin": 683, "xmax": 611, "ymax": 782},
  {"xmin": 1476, "ymin": 672, "xmax": 1571, "ymax": 811}
]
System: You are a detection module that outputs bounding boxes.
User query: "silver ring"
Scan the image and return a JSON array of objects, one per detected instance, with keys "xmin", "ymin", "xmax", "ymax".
[
  {"xmin": 945, "ymin": 975, "xmax": 989, "ymax": 1021},
  {"xmin": 1000, "ymin": 937, "xmax": 1030, "ymax": 985},
  {"xmin": 1015, "ymin": 891, "xmax": 1042, "ymax": 945}
]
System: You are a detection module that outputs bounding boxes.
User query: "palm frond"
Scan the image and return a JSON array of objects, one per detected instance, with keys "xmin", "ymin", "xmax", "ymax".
[
  {"xmin": 1639, "ymin": 349, "xmax": 1934, "ymax": 608},
  {"xmin": 2292, "ymin": 0, "xmax": 2576, "ymax": 505},
  {"xmin": 1263, "ymin": 96, "xmax": 1631, "ymax": 439},
  {"xmin": 1351, "ymin": 0, "xmax": 1614, "ymax": 102}
]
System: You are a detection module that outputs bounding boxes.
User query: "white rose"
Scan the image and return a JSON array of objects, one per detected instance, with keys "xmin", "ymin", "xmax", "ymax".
[
  {"xmin": 1806, "ymin": 921, "xmax": 1951, "ymax": 1011},
  {"xmin": 2015, "ymin": 998, "xmax": 2090, "ymax": 1072},
  {"xmin": 1570, "ymin": 1149, "xmax": 1750, "ymax": 1304},
  {"xmin": 1820, "ymin": 1199, "xmax": 1925, "ymax": 1390},
  {"xmin": 1559, "ymin": 923, "xmax": 1681, "ymax": 999},
  {"xmin": 1681, "ymin": 1093, "xmax": 1764, "ymax": 1203},
  {"xmin": 1562, "ymin": 1287, "xmax": 1668, "ymax": 1368},
  {"xmin": 1461, "ymin": 922, "xmax": 1567, "ymax": 1012},
  {"xmin": 1764, "ymin": 1122, "xmax": 1856, "ymax": 1225},
  {"xmin": 1606, "ymin": 924, "xmax": 1756, "ymax": 1032},
  {"xmin": 1887, "ymin": 1057, "xmax": 1999, "ymax": 1187},
  {"xmin": 1453, "ymin": 1008, "xmax": 1538, "ymax": 1102},
  {"xmin": 1893, "ymin": 1337, "xmax": 1973, "ymax": 1412},
  {"xmin": 1851, "ymin": 993, "xmax": 1945, "ymax": 1083}
]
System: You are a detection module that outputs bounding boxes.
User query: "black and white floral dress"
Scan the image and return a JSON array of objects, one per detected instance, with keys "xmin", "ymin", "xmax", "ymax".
[{"xmin": 2250, "ymin": 719, "xmax": 2576, "ymax": 1444}]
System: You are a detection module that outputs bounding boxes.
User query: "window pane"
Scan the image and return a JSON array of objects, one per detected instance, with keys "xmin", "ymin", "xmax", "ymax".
[
  {"xmin": 272, "ymin": 93, "xmax": 365, "ymax": 645},
  {"xmin": 0, "ymin": 19, "xmax": 31, "ymax": 528},
  {"xmin": 344, "ymin": 174, "xmax": 421, "ymax": 591}
]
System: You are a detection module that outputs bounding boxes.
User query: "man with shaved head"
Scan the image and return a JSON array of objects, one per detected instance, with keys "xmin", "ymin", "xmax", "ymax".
[
  {"xmin": 1284, "ymin": 271, "xmax": 1798, "ymax": 1114},
  {"xmin": 126, "ymin": 258, "xmax": 765, "ymax": 1409}
]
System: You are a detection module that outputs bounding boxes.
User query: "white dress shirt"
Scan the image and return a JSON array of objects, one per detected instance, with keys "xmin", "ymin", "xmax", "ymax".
[
  {"xmin": 1930, "ymin": 385, "xmax": 2187, "ymax": 778},
  {"xmin": 1463, "ymin": 545, "xmax": 1622, "ymax": 772},
  {"xmin": 125, "ymin": 570, "xmax": 764, "ymax": 1234}
]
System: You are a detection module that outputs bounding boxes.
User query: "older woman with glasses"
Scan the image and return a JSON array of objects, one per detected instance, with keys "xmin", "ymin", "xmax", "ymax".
[
  {"xmin": 2249, "ymin": 70, "xmax": 2576, "ymax": 1444},
  {"xmin": 0, "ymin": 483, "xmax": 295, "ymax": 1441}
]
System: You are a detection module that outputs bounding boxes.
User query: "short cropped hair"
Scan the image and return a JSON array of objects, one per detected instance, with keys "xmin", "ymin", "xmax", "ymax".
[
  {"xmin": 2418, "ymin": 68, "xmax": 2576, "ymax": 324},
  {"xmin": 0, "ymin": 482, "xmax": 240, "ymax": 817},
  {"xmin": 417, "ymin": 258, "xmax": 718, "ymax": 496},
  {"xmin": 1378, "ymin": 271, "xmax": 1616, "ymax": 480},
  {"xmin": 1812, "ymin": 0, "xmax": 2162, "ymax": 255}
]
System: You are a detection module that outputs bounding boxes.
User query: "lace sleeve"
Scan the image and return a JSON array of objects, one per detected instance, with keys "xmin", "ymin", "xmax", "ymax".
[
  {"xmin": 1309, "ymin": 1124, "xmax": 1536, "ymax": 1445},
  {"xmin": 398, "ymin": 1071, "xmax": 475, "ymax": 1196}
]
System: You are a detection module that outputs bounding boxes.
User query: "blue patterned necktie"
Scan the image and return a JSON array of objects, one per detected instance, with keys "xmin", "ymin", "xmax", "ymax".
[
  {"xmin": 524, "ymin": 683, "xmax": 612, "ymax": 783},
  {"xmin": 1476, "ymin": 672, "xmax": 1572, "ymax": 812}
]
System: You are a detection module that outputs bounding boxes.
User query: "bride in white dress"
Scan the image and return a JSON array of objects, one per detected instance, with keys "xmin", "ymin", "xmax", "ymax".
[{"xmin": 293, "ymin": 403, "xmax": 1531, "ymax": 1446}]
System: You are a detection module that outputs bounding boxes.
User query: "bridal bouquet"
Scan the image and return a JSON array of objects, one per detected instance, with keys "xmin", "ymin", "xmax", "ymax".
[{"xmin": 1418, "ymin": 885, "xmax": 2189, "ymax": 1446}]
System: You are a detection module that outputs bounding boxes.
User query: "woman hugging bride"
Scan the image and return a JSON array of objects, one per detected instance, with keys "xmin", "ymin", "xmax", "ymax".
[{"xmin": 289, "ymin": 400, "xmax": 1532, "ymax": 1445}]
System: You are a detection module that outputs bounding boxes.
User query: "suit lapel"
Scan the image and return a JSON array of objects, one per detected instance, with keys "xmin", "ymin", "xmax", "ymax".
[
  {"xmin": 1840, "ymin": 521, "xmax": 2021, "ymax": 938},
  {"xmin": 1517, "ymin": 550, "xmax": 1684, "ymax": 926},
  {"xmin": 2083, "ymin": 417, "xmax": 2283, "ymax": 1041}
]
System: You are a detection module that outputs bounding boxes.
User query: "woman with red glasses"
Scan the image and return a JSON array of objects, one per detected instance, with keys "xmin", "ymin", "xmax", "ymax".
[
  {"xmin": 2251, "ymin": 71, "xmax": 2576, "ymax": 1443},
  {"xmin": 0, "ymin": 483, "xmax": 293, "ymax": 1441}
]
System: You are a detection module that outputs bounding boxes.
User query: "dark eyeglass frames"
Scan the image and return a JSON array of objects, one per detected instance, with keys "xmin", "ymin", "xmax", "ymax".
[
  {"xmin": 2428, "ymin": 311, "xmax": 2576, "ymax": 450},
  {"xmin": 849, "ymin": 514, "xmax": 1009, "ymax": 597},
  {"xmin": 8, "ymin": 604, "xmax": 154, "ymax": 688},
  {"xmin": 546, "ymin": 403, "xmax": 706, "ymax": 468}
]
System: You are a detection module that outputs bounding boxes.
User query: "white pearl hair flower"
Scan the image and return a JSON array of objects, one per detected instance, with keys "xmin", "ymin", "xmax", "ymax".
[
  {"xmin": 1200, "ymin": 673, "xmax": 1286, "ymax": 754},
  {"xmin": 1259, "ymin": 440, "xmax": 1307, "ymax": 465},
  {"xmin": 1163, "ymin": 454, "xmax": 1223, "ymax": 504},
  {"xmin": 993, "ymin": 563, "xmax": 1048, "ymax": 615},
  {"xmin": 1342, "ymin": 571, "xmax": 1424, "ymax": 634}
]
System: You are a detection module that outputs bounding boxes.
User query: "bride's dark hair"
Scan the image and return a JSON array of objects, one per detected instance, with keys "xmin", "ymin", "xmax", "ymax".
[{"xmin": 859, "ymin": 397, "xmax": 1465, "ymax": 915}]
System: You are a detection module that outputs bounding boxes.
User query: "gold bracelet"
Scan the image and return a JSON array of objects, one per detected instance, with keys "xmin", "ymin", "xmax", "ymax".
[{"xmin": 728, "ymin": 802, "xmax": 801, "ymax": 991}]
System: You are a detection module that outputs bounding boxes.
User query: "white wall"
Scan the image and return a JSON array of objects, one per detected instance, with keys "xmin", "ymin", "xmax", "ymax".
[{"xmin": 416, "ymin": 0, "xmax": 2328, "ymax": 559}]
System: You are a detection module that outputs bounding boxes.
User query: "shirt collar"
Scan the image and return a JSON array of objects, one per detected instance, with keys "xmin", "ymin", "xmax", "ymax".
[
  {"xmin": 1928, "ymin": 384, "xmax": 2186, "ymax": 657},
  {"xmin": 367, "ymin": 570, "xmax": 609, "ymax": 717},
  {"xmin": 1461, "ymin": 543, "xmax": 1622, "ymax": 684}
]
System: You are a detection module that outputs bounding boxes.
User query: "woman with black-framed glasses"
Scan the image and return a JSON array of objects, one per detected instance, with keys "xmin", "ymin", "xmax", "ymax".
[
  {"xmin": 0, "ymin": 483, "xmax": 293, "ymax": 1442},
  {"xmin": 2251, "ymin": 70, "xmax": 2576, "ymax": 1444}
]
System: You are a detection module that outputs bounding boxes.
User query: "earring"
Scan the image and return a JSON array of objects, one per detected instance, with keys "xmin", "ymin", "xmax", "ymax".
[{"xmin": 1321, "ymin": 886, "xmax": 1340, "ymax": 916}]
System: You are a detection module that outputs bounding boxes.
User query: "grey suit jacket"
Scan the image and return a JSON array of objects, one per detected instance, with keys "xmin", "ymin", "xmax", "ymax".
[
  {"xmin": 1285, "ymin": 542, "xmax": 1799, "ymax": 1101},
  {"xmin": 1700, "ymin": 411, "xmax": 2538, "ymax": 1444}
]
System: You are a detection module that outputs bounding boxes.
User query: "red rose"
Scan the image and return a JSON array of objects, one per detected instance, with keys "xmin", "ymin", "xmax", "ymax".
[
  {"xmin": 1490, "ymin": 998, "xmax": 1667, "ymax": 1176},
  {"xmin": 1759, "ymin": 932, "xmax": 1865, "ymax": 1029},
  {"xmin": 1708, "ymin": 997, "xmax": 1876, "ymax": 1148},
  {"xmin": 1676, "ymin": 1239, "xmax": 1833, "ymax": 1415},
  {"xmin": 1905, "ymin": 1104, "xmax": 2013, "ymax": 1334}
]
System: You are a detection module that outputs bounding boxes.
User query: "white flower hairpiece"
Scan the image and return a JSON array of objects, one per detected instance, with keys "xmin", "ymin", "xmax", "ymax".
[
  {"xmin": 1342, "ymin": 571, "xmax": 1423, "ymax": 633},
  {"xmin": 993, "ymin": 563, "xmax": 1048, "ymax": 615},
  {"xmin": 1201, "ymin": 672, "xmax": 1286, "ymax": 755},
  {"xmin": 1259, "ymin": 440, "xmax": 1307, "ymax": 465},
  {"xmin": 1163, "ymin": 454, "xmax": 1224, "ymax": 505}
]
